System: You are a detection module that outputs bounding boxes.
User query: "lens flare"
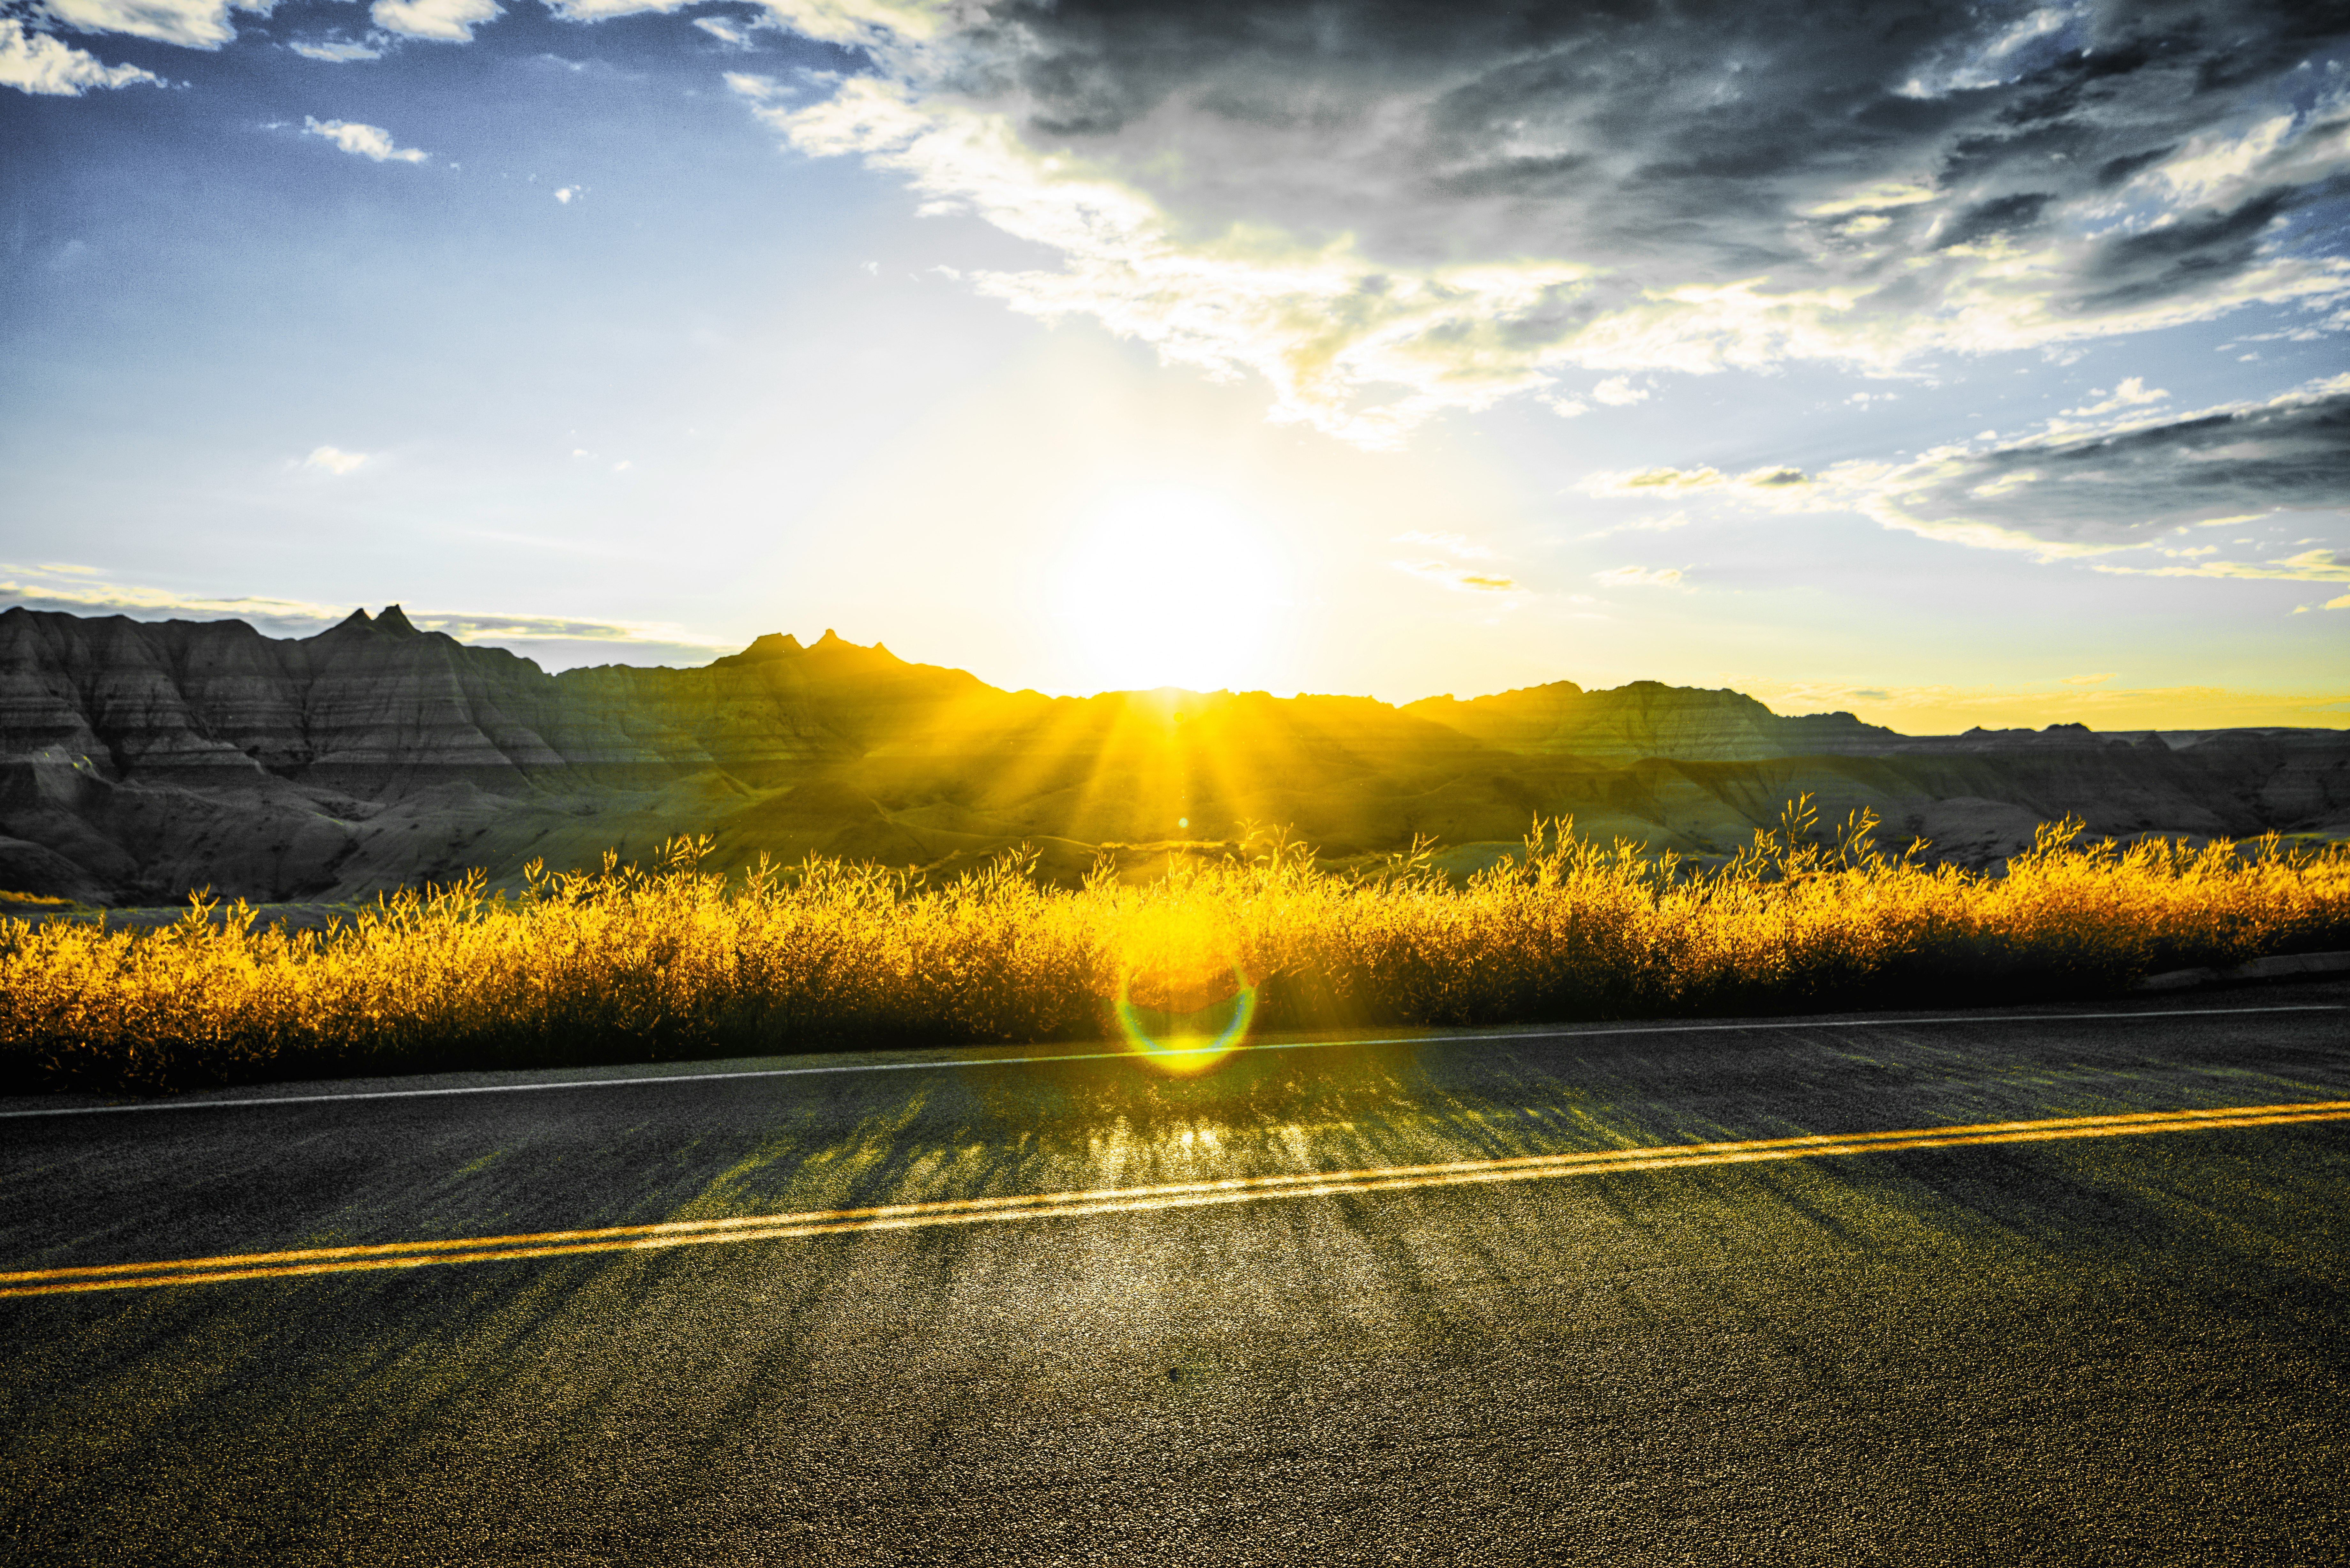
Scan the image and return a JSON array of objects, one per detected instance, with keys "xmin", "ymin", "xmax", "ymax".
[{"xmin": 1113, "ymin": 955, "xmax": 1258, "ymax": 1076}]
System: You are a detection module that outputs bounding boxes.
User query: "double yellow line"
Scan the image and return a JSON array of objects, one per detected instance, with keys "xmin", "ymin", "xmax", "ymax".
[{"xmin": 6, "ymin": 1099, "xmax": 2346, "ymax": 1300}]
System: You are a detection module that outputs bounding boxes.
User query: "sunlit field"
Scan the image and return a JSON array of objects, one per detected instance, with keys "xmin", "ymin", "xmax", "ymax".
[{"xmin": 5, "ymin": 802, "xmax": 2345, "ymax": 1094}]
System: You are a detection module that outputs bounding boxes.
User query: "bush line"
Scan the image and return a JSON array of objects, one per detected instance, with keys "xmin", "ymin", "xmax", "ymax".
[{"xmin": 4, "ymin": 800, "xmax": 2345, "ymax": 1093}]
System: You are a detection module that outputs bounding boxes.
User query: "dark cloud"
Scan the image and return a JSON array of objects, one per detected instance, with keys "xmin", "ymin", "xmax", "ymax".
[
  {"xmin": 1853, "ymin": 385, "xmax": 2350, "ymax": 556},
  {"xmin": 955, "ymin": 0, "xmax": 2350, "ymax": 290},
  {"xmin": 1935, "ymin": 191, "xmax": 2055, "ymax": 248},
  {"xmin": 1988, "ymin": 393, "xmax": 2346, "ymax": 500},
  {"xmin": 2096, "ymin": 144, "xmax": 2176, "ymax": 185},
  {"xmin": 2075, "ymin": 186, "xmax": 2299, "ymax": 305},
  {"xmin": 1588, "ymin": 379, "xmax": 2349, "ymax": 568},
  {"xmin": 763, "ymin": 1, "xmax": 2350, "ymax": 435}
]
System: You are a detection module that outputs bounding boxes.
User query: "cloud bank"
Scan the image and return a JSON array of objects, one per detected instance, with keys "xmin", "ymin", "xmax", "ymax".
[
  {"xmin": 0, "ymin": 15, "xmax": 162, "ymax": 92},
  {"xmin": 1585, "ymin": 375, "xmax": 2350, "ymax": 581},
  {"xmin": 722, "ymin": 0, "xmax": 2350, "ymax": 442}
]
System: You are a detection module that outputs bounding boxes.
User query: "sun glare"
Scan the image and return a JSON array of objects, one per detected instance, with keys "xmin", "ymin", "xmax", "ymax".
[{"xmin": 1057, "ymin": 491, "xmax": 1289, "ymax": 693}]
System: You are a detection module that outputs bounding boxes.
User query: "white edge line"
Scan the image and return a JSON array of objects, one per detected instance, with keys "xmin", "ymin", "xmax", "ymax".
[{"xmin": 2, "ymin": 1003, "xmax": 2339, "ymax": 1119}]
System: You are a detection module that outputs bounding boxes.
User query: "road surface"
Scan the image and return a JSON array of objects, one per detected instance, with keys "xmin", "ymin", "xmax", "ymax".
[{"xmin": 4, "ymin": 984, "xmax": 2347, "ymax": 1564}]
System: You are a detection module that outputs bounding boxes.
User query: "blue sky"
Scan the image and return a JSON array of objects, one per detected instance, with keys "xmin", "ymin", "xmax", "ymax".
[{"xmin": 4, "ymin": 0, "xmax": 2347, "ymax": 730}]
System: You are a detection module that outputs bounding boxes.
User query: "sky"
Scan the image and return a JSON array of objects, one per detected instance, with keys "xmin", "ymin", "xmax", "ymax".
[{"xmin": 3, "ymin": 0, "xmax": 2347, "ymax": 733}]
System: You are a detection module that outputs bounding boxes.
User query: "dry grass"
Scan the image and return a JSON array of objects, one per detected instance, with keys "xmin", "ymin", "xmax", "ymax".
[{"xmin": 5, "ymin": 800, "xmax": 2345, "ymax": 1092}]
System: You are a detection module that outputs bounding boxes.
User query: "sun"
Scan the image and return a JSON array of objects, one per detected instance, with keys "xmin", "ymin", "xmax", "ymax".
[{"xmin": 1056, "ymin": 490, "xmax": 1290, "ymax": 693}]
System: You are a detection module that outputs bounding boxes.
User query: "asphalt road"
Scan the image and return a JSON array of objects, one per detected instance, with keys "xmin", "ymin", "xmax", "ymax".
[{"xmin": 4, "ymin": 985, "xmax": 2347, "ymax": 1566}]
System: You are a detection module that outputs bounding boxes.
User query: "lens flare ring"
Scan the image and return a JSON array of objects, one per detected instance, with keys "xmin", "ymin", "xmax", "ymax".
[{"xmin": 1114, "ymin": 959, "xmax": 1257, "ymax": 1076}]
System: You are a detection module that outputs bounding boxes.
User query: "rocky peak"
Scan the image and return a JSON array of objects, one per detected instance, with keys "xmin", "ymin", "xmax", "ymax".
[
  {"xmin": 314, "ymin": 605, "xmax": 424, "ymax": 641},
  {"xmin": 709, "ymin": 633, "xmax": 806, "ymax": 669},
  {"xmin": 312, "ymin": 606, "xmax": 428, "ymax": 644}
]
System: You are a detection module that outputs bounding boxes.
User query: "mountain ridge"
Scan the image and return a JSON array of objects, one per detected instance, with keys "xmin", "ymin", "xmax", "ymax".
[{"xmin": 1, "ymin": 606, "xmax": 2342, "ymax": 907}]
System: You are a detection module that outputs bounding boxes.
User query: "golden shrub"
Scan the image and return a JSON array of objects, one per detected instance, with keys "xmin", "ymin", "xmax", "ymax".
[{"xmin": 3, "ymin": 803, "xmax": 2343, "ymax": 1092}]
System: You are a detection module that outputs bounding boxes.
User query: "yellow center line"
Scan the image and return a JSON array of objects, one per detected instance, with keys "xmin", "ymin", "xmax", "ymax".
[{"xmin": 6, "ymin": 1100, "xmax": 2346, "ymax": 1299}]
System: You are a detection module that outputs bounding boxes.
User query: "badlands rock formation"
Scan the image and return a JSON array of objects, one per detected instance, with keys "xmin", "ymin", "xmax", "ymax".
[
  {"xmin": 1400, "ymin": 681, "xmax": 1904, "ymax": 760},
  {"xmin": 1, "ymin": 605, "xmax": 2344, "ymax": 907},
  {"xmin": 0, "ymin": 604, "xmax": 975, "ymax": 794}
]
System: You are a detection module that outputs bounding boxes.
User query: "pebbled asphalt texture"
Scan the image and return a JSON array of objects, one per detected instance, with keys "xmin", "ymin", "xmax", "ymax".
[{"xmin": 3, "ymin": 982, "xmax": 2347, "ymax": 1566}]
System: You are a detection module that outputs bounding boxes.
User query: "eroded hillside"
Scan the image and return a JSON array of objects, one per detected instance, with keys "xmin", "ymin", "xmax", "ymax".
[{"xmin": 2, "ymin": 606, "xmax": 2343, "ymax": 907}]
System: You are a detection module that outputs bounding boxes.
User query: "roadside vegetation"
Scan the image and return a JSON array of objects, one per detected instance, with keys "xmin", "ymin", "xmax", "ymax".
[{"xmin": 4, "ymin": 801, "xmax": 2346, "ymax": 1092}]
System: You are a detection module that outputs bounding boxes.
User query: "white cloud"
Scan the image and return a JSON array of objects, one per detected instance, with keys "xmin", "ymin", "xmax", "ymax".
[
  {"xmin": 2144, "ymin": 114, "xmax": 2300, "ymax": 208},
  {"xmin": 290, "ymin": 35, "xmax": 384, "ymax": 62},
  {"xmin": 541, "ymin": 0, "xmax": 696, "ymax": 17},
  {"xmin": 1590, "ymin": 376, "xmax": 1649, "ymax": 407},
  {"xmin": 723, "ymin": 70, "xmax": 783, "ymax": 99},
  {"xmin": 1894, "ymin": 5, "xmax": 2085, "ymax": 98},
  {"xmin": 1392, "ymin": 560, "xmax": 1520, "ymax": 594},
  {"xmin": 37, "ymin": 0, "xmax": 267, "ymax": 50},
  {"xmin": 1982, "ymin": 7, "xmax": 2068, "ymax": 60},
  {"xmin": 303, "ymin": 116, "xmax": 427, "ymax": 163},
  {"xmin": 0, "ymin": 575, "xmax": 353, "ymax": 626},
  {"xmin": 2061, "ymin": 376, "xmax": 2169, "ymax": 418},
  {"xmin": 756, "ymin": 74, "xmax": 1593, "ymax": 448},
  {"xmin": 1592, "ymin": 565, "xmax": 1688, "ymax": 590},
  {"xmin": 554, "ymin": 185, "xmax": 577, "ymax": 203},
  {"xmin": 694, "ymin": 14, "xmax": 761, "ymax": 47},
  {"xmin": 301, "ymin": 445, "xmax": 369, "ymax": 474},
  {"xmin": 2095, "ymin": 547, "xmax": 2350, "ymax": 585},
  {"xmin": 1803, "ymin": 180, "xmax": 1941, "ymax": 219},
  {"xmin": 406, "ymin": 608, "xmax": 724, "ymax": 646},
  {"xmin": 369, "ymin": 0, "xmax": 500, "ymax": 44},
  {"xmin": 0, "ymin": 16, "xmax": 164, "ymax": 93},
  {"xmin": 1585, "ymin": 465, "xmax": 1722, "ymax": 496},
  {"xmin": 1579, "ymin": 464, "xmax": 1811, "ymax": 500},
  {"xmin": 1968, "ymin": 469, "xmax": 2038, "ymax": 500},
  {"xmin": 545, "ymin": 0, "xmax": 943, "ymax": 38}
]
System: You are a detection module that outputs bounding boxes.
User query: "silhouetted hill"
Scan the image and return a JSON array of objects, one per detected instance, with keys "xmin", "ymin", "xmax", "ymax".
[
  {"xmin": 1, "ymin": 606, "xmax": 2342, "ymax": 906},
  {"xmin": 1401, "ymin": 680, "xmax": 1905, "ymax": 759}
]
